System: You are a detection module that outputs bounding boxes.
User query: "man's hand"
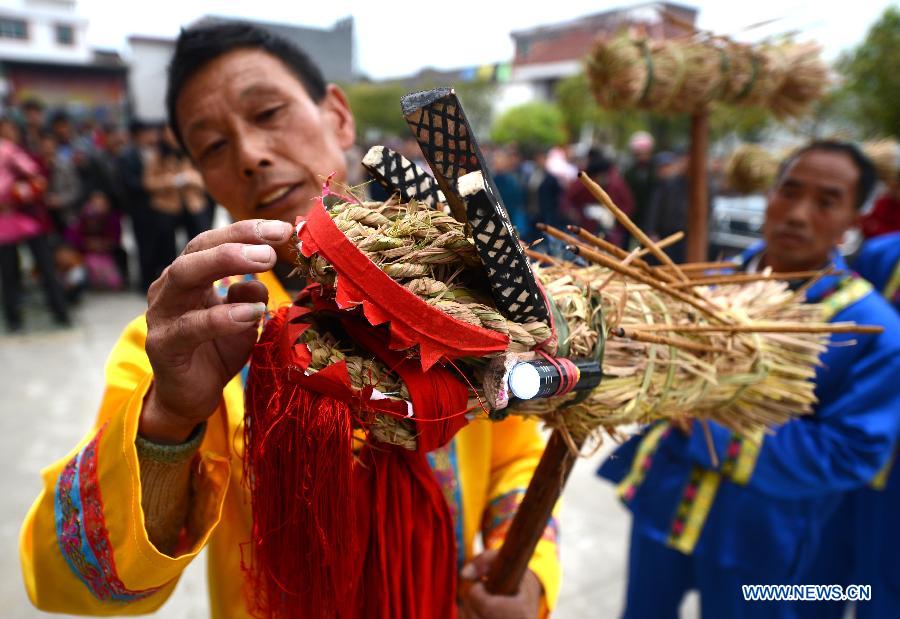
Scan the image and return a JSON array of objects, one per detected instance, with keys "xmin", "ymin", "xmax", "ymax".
[
  {"xmin": 140, "ymin": 219, "xmax": 294, "ymax": 443},
  {"xmin": 460, "ymin": 549, "xmax": 543, "ymax": 619}
]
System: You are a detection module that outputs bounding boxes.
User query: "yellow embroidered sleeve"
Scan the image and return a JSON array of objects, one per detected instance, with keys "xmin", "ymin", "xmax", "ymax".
[{"xmin": 19, "ymin": 316, "xmax": 233, "ymax": 614}]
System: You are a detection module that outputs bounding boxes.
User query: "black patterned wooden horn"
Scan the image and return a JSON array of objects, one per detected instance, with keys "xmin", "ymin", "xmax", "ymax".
[
  {"xmin": 362, "ymin": 145, "xmax": 446, "ymax": 209},
  {"xmin": 401, "ymin": 88, "xmax": 550, "ymax": 326}
]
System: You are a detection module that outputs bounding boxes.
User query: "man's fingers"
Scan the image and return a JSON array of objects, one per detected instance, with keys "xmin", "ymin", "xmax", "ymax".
[
  {"xmin": 182, "ymin": 219, "xmax": 293, "ymax": 255},
  {"xmin": 163, "ymin": 243, "xmax": 277, "ymax": 297},
  {"xmin": 460, "ymin": 549, "xmax": 499, "ymax": 580},
  {"xmin": 226, "ymin": 279, "xmax": 269, "ymax": 306},
  {"xmin": 152, "ymin": 302, "xmax": 266, "ymax": 356}
]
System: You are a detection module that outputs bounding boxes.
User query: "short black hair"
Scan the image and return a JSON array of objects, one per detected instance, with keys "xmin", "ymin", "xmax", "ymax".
[
  {"xmin": 22, "ymin": 98, "xmax": 44, "ymax": 112},
  {"xmin": 50, "ymin": 110, "xmax": 70, "ymax": 125},
  {"xmin": 128, "ymin": 119, "xmax": 152, "ymax": 137},
  {"xmin": 165, "ymin": 21, "xmax": 327, "ymax": 148},
  {"xmin": 776, "ymin": 140, "xmax": 877, "ymax": 210}
]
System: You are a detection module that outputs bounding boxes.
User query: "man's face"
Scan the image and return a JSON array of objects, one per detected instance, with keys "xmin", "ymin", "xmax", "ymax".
[
  {"xmin": 24, "ymin": 108, "xmax": 43, "ymax": 128},
  {"xmin": 175, "ymin": 49, "xmax": 355, "ymax": 227},
  {"xmin": 632, "ymin": 145, "xmax": 652, "ymax": 163},
  {"xmin": 53, "ymin": 120, "xmax": 71, "ymax": 142},
  {"xmin": 763, "ymin": 150, "xmax": 860, "ymax": 271}
]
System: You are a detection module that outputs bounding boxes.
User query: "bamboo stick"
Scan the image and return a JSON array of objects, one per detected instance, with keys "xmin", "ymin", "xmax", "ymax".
[
  {"xmin": 578, "ymin": 171, "xmax": 690, "ymax": 282},
  {"xmin": 614, "ymin": 327, "xmax": 741, "ymax": 355},
  {"xmin": 564, "ymin": 224, "xmax": 678, "ymax": 284},
  {"xmin": 646, "ymin": 231, "xmax": 685, "ymax": 252},
  {"xmin": 687, "ymin": 112, "xmax": 710, "ymax": 262},
  {"xmin": 536, "ymin": 222, "xmax": 592, "ymax": 253},
  {"xmin": 656, "ymin": 261, "xmax": 739, "ymax": 273},
  {"xmin": 568, "ymin": 244, "xmax": 733, "ymax": 324},
  {"xmin": 700, "ymin": 419, "xmax": 720, "ymax": 468},
  {"xmin": 524, "ymin": 248, "xmax": 561, "ymax": 266},
  {"xmin": 622, "ymin": 322, "xmax": 885, "ymax": 335},
  {"xmin": 783, "ymin": 268, "xmax": 836, "ymax": 306},
  {"xmin": 566, "ymin": 224, "xmax": 630, "ymax": 259},
  {"xmin": 669, "ymin": 271, "xmax": 830, "ymax": 288}
]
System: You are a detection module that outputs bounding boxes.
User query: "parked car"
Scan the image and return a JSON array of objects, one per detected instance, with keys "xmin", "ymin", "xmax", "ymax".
[{"xmin": 710, "ymin": 194, "xmax": 766, "ymax": 257}]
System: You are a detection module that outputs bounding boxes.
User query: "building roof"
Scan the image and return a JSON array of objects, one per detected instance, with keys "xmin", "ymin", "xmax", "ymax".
[
  {"xmin": 511, "ymin": 2, "xmax": 697, "ymax": 67},
  {"xmin": 189, "ymin": 15, "xmax": 355, "ymax": 83},
  {"xmin": 127, "ymin": 34, "xmax": 176, "ymax": 46}
]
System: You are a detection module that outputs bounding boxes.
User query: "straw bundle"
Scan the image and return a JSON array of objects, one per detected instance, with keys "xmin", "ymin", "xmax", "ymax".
[
  {"xmin": 768, "ymin": 42, "xmax": 829, "ymax": 119},
  {"xmin": 862, "ymin": 138, "xmax": 900, "ymax": 184},
  {"xmin": 735, "ymin": 44, "xmax": 789, "ymax": 108},
  {"xmin": 586, "ymin": 32, "xmax": 648, "ymax": 110},
  {"xmin": 292, "ymin": 181, "xmax": 868, "ymax": 447},
  {"xmin": 514, "ymin": 266, "xmax": 826, "ymax": 439},
  {"xmin": 725, "ymin": 144, "xmax": 779, "ymax": 194},
  {"xmin": 638, "ymin": 40, "xmax": 686, "ymax": 111},
  {"xmin": 586, "ymin": 31, "xmax": 825, "ymax": 118},
  {"xmin": 670, "ymin": 38, "xmax": 725, "ymax": 113}
]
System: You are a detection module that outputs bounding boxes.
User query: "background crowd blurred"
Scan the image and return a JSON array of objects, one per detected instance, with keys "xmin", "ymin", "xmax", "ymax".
[
  {"xmin": 3, "ymin": 94, "xmax": 899, "ymax": 335},
  {"xmin": 0, "ymin": 98, "xmax": 214, "ymax": 332}
]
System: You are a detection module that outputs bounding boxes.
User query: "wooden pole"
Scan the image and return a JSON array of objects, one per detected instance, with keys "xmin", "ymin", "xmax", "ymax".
[
  {"xmin": 687, "ymin": 111, "xmax": 710, "ymax": 263},
  {"xmin": 484, "ymin": 429, "xmax": 583, "ymax": 595}
]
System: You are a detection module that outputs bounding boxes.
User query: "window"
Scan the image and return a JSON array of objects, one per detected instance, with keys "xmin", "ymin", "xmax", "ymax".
[
  {"xmin": 56, "ymin": 24, "xmax": 74, "ymax": 45},
  {"xmin": 0, "ymin": 18, "xmax": 28, "ymax": 40}
]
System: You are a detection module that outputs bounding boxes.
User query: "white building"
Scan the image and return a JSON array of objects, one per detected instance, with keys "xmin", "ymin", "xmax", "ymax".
[
  {"xmin": 127, "ymin": 35, "xmax": 175, "ymax": 123},
  {"xmin": 0, "ymin": 0, "xmax": 90, "ymax": 65},
  {"xmin": 0, "ymin": 0, "xmax": 127, "ymax": 120}
]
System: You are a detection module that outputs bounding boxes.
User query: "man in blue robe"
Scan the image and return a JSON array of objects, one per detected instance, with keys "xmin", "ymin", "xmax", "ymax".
[
  {"xmin": 856, "ymin": 231, "xmax": 900, "ymax": 311},
  {"xmin": 800, "ymin": 230, "xmax": 900, "ymax": 619},
  {"xmin": 598, "ymin": 141, "xmax": 900, "ymax": 618}
]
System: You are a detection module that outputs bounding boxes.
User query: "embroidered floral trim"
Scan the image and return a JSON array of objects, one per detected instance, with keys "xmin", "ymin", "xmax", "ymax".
[
  {"xmin": 482, "ymin": 489, "xmax": 560, "ymax": 551},
  {"xmin": 666, "ymin": 466, "xmax": 721, "ymax": 554},
  {"xmin": 719, "ymin": 428, "xmax": 764, "ymax": 485},
  {"xmin": 55, "ymin": 424, "xmax": 162, "ymax": 601},
  {"xmin": 820, "ymin": 275, "xmax": 872, "ymax": 320},
  {"xmin": 884, "ymin": 262, "xmax": 900, "ymax": 306},
  {"xmin": 616, "ymin": 423, "xmax": 670, "ymax": 503},
  {"xmin": 870, "ymin": 447, "xmax": 896, "ymax": 491},
  {"xmin": 427, "ymin": 440, "xmax": 466, "ymax": 569}
]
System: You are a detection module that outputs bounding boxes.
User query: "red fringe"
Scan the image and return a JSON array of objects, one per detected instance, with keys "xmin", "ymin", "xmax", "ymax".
[
  {"xmin": 243, "ymin": 307, "xmax": 463, "ymax": 619},
  {"xmin": 243, "ymin": 309, "xmax": 358, "ymax": 618}
]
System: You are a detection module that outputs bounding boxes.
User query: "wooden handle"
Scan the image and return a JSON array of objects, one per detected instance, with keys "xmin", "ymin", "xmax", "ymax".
[
  {"xmin": 483, "ymin": 428, "xmax": 584, "ymax": 595},
  {"xmin": 687, "ymin": 111, "xmax": 709, "ymax": 263}
]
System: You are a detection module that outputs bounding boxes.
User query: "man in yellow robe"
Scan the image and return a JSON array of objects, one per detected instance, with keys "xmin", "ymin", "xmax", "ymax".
[{"xmin": 20, "ymin": 21, "xmax": 559, "ymax": 618}]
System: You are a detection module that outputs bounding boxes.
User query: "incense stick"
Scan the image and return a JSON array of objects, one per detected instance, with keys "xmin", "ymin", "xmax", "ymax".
[
  {"xmin": 623, "ymin": 322, "xmax": 884, "ymax": 335},
  {"xmin": 564, "ymin": 224, "xmax": 677, "ymax": 284},
  {"xmin": 578, "ymin": 172, "xmax": 690, "ymax": 282},
  {"xmin": 524, "ymin": 248, "xmax": 562, "ymax": 266},
  {"xmin": 568, "ymin": 244, "xmax": 734, "ymax": 323},
  {"xmin": 669, "ymin": 271, "xmax": 830, "ymax": 288},
  {"xmin": 613, "ymin": 327, "xmax": 739, "ymax": 355}
]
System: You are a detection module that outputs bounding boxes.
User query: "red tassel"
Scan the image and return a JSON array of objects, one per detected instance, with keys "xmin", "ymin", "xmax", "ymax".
[
  {"xmin": 243, "ymin": 309, "xmax": 359, "ymax": 618},
  {"xmin": 243, "ymin": 305, "xmax": 465, "ymax": 619}
]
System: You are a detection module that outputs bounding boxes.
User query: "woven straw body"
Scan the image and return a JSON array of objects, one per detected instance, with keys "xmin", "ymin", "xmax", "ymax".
[{"xmin": 294, "ymin": 197, "xmax": 842, "ymax": 446}]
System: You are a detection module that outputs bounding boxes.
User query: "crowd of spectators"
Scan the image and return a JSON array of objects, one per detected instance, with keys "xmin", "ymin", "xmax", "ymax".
[
  {"xmin": 0, "ymin": 98, "xmax": 213, "ymax": 332},
  {"xmin": 477, "ymin": 133, "xmax": 691, "ymax": 263}
]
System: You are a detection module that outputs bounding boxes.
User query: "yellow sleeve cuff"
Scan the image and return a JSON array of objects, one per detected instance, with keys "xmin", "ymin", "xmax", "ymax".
[{"xmin": 21, "ymin": 373, "xmax": 231, "ymax": 614}]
